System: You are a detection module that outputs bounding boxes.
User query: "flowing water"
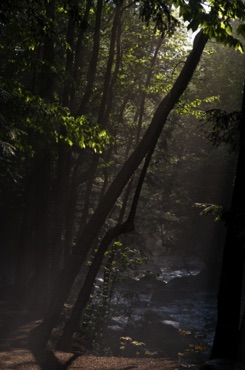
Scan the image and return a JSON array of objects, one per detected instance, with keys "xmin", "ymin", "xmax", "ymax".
[{"xmin": 97, "ymin": 269, "xmax": 218, "ymax": 362}]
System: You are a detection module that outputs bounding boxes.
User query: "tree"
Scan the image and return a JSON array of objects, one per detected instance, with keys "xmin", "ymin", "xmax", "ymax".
[
  {"xmin": 210, "ymin": 80, "xmax": 245, "ymax": 362},
  {"xmin": 28, "ymin": 27, "xmax": 209, "ymax": 349},
  {"xmin": 1, "ymin": 0, "xmax": 245, "ymax": 356},
  {"xmin": 30, "ymin": 0, "xmax": 245, "ymax": 344}
]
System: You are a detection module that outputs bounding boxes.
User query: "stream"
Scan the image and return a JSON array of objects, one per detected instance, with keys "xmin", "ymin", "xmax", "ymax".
[{"xmin": 97, "ymin": 269, "xmax": 218, "ymax": 363}]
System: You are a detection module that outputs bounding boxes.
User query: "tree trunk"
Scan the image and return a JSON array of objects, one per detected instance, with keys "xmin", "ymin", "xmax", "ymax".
[
  {"xmin": 29, "ymin": 30, "xmax": 208, "ymax": 349},
  {"xmin": 14, "ymin": 166, "xmax": 37, "ymax": 304},
  {"xmin": 50, "ymin": 145, "xmax": 70, "ymax": 287},
  {"xmin": 27, "ymin": 156, "xmax": 51, "ymax": 314},
  {"xmin": 63, "ymin": 153, "xmax": 91, "ymax": 258},
  {"xmin": 76, "ymin": 2, "xmax": 123, "ymax": 230},
  {"xmin": 39, "ymin": 0, "xmax": 56, "ymax": 101},
  {"xmin": 238, "ymin": 305, "xmax": 245, "ymax": 363},
  {"xmin": 70, "ymin": 0, "xmax": 92, "ymax": 114},
  {"xmin": 97, "ymin": 2, "xmax": 123, "ymax": 127},
  {"xmin": 62, "ymin": 0, "xmax": 78, "ymax": 108},
  {"xmin": 211, "ymin": 80, "xmax": 245, "ymax": 361},
  {"xmin": 76, "ymin": 0, "xmax": 103, "ymax": 116},
  {"xmin": 13, "ymin": 152, "xmax": 52, "ymax": 313},
  {"xmin": 136, "ymin": 36, "xmax": 163, "ymax": 143},
  {"xmin": 102, "ymin": 11, "xmax": 122, "ymax": 130},
  {"xmin": 57, "ymin": 140, "xmax": 156, "ymax": 349},
  {"xmin": 56, "ymin": 221, "xmax": 130, "ymax": 350}
]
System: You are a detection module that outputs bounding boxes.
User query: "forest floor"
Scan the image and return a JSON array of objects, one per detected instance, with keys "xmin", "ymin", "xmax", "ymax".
[{"xmin": 0, "ymin": 299, "xmax": 200, "ymax": 370}]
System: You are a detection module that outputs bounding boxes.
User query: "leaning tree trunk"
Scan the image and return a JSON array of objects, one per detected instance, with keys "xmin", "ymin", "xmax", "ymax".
[
  {"xmin": 29, "ymin": 30, "xmax": 208, "ymax": 349},
  {"xmin": 211, "ymin": 80, "xmax": 245, "ymax": 361},
  {"xmin": 57, "ymin": 141, "xmax": 156, "ymax": 350}
]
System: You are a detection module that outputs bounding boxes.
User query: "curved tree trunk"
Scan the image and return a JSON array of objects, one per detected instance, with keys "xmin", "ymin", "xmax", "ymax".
[
  {"xmin": 29, "ymin": 30, "xmax": 208, "ymax": 349},
  {"xmin": 57, "ymin": 143, "xmax": 156, "ymax": 350}
]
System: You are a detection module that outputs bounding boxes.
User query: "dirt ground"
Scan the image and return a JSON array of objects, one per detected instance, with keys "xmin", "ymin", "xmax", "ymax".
[
  {"xmin": 0, "ymin": 300, "xmax": 200, "ymax": 370},
  {"xmin": 0, "ymin": 349, "xmax": 190, "ymax": 370}
]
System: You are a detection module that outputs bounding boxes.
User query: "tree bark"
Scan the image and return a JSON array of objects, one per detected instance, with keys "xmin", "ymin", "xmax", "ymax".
[
  {"xmin": 238, "ymin": 304, "xmax": 245, "ymax": 362},
  {"xmin": 76, "ymin": 2, "xmax": 123, "ymax": 230},
  {"xmin": 76, "ymin": 0, "xmax": 103, "ymax": 116},
  {"xmin": 27, "ymin": 155, "xmax": 51, "ymax": 313},
  {"xmin": 57, "ymin": 143, "xmax": 155, "ymax": 349},
  {"xmin": 211, "ymin": 80, "xmax": 245, "ymax": 361},
  {"xmin": 39, "ymin": 0, "xmax": 56, "ymax": 101},
  {"xmin": 136, "ymin": 36, "xmax": 163, "ymax": 143},
  {"xmin": 50, "ymin": 145, "xmax": 70, "ymax": 286},
  {"xmin": 62, "ymin": 0, "xmax": 78, "ymax": 108},
  {"xmin": 70, "ymin": 0, "xmax": 92, "ymax": 114},
  {"xmin": 29, "ymin": 30, "xmax": 208, "ymax": 349},
  {"xmin": 97, "ymin": 2, "xmax": 123, "ymax": 127},
  {"xmin": 56, "ymin": 222, "xmax": 130, "ymax": 350},
  {"xmin": 15, "ymin": 154, "xmax": 51, "ymax": 313},
  {"xmin": 14, "ymin": 165, "xmax": 37, "ymax": 304}
]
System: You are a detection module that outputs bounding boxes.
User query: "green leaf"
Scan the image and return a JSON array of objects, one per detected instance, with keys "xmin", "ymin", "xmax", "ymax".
[
  {"xmin": 234, "ymin": 40, "xmax": 244, "ymax": 53},
  {"xmin": 237, "ymin": 24, "xmax": 245, "ymax": 38}
]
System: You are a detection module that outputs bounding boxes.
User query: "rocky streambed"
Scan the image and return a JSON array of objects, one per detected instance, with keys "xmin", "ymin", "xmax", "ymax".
[{"xmin": 98, "ymin": 271, "xmax": 218, "ymax": 365}]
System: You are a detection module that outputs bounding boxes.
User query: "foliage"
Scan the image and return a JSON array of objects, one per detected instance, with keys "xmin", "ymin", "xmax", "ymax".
[
  {"xmin": 178, "ymin": 328, "xmax": 208, "ymax": 365},
  {"xmin": 120, "ymin": 336, "xmax": 148, "ymax": 357},
  {"xmin": 139, "ymin": 0, "xmax": 179, "ymax": 35},
  {"xmin": 174, "ymin": 0, "xmax": 245, "ymax": 51},
  {"xmin": 204, "ymin": 108, "xmax": 241, "ymax": 151},
  {"xmin": 1, "ymin": 0, "xmax": 245, "ymax": 356},
  {"xmin": 175, "ymin": 95, "xmax": 220, "ymax": 119},
  {"xmin": 81, "ymin": 240, "xmax": 149, "ymax": 350},
  {"xmin": 194, "ymin": 202, "xmax": 225, "ymax": 222},
  {"xmin": 0, "ymin": 83, "xmax": 111, "ymax": 159}
]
